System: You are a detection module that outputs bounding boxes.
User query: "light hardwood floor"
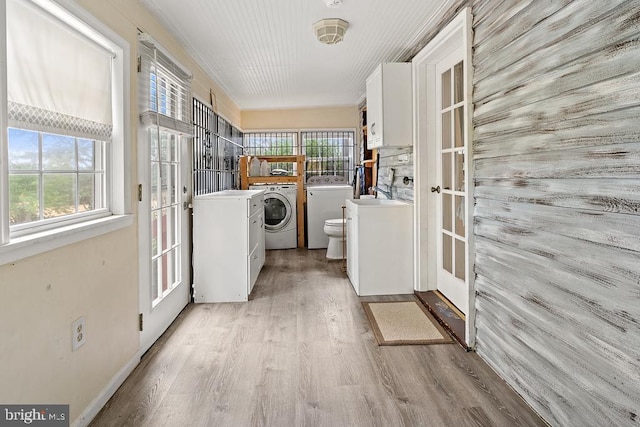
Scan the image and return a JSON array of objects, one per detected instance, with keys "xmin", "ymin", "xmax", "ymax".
[{"xmin": 90, "ymin": 249, "xmax": 545, "ymax": 427}]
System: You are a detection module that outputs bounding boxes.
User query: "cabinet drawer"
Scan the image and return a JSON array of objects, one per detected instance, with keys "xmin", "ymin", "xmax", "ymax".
[
  {"xmin": 249, "ymin": 212, "xmax": 263, "ymax": 252},
  {"xmin": 248, "ymin": 194, "xmax": 263, "ymax": 217},
  {"xmin": 248, "ymin": 245, "xmax": 263, "ymax": 293}
]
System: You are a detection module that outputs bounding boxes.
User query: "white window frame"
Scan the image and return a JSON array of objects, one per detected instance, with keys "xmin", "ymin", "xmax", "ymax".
[{"xmin": 0, "ymin": 0, "xmax": 132, "ymax": 265}]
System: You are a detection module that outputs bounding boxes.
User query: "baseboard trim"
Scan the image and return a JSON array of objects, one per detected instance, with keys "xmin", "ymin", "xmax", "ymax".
[{"xmin": 71, "ymin": 352, "xmax": 140, "ymax": 427}]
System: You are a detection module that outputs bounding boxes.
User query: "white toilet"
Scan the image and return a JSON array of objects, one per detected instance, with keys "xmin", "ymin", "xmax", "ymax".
[{"xmin": 323, "ymin": 218, "xmax": 347, "ymax": 259}]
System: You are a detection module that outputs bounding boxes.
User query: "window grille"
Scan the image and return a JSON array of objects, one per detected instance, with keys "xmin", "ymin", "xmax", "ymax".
[
  {"xmin": 243, "ymin": 132, "xmax": 297, "ymax": 174},
  {"xmin": 193, "ymin": 99, "xmax": 243, "ymax": 195},
  {"xmin": 301, "ymin": 130, "xmax": 355, "ymax": 183}
]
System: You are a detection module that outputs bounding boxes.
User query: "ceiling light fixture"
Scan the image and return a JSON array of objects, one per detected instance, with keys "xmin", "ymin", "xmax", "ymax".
[
  {"xmin": 322, "ymin": 0, "xmax": 342, "ymax": 8},
  {"xmin": 313, "ymin": 18, "xmax": 349, "ymax": 45}
]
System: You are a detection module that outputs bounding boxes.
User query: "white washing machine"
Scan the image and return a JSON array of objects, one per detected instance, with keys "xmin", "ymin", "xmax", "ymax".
[
  {"xmin": 306, "ymin": 184, "xmax": 353, "ymax": 249},
  {"xmin": 249, "ymin": 184, "xmax": 297, "ymax": 249}
]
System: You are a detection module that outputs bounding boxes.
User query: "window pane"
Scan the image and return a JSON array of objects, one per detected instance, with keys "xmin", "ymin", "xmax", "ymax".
[
  {"xmin": 152, "ymin": 210, "xmax": 160, "ymax": 257},
  {"xmin": 161, "ymin": 252, "xmax": 169, "ymax": 292},
  {"xmin": 442, "ymin": 111, "xmax": 451, "ymax": 149},
  {"xmin": 8, "ymin": 128, "xmax": 39, "ymax": 170},
  {"xmin": 441, "ymin": 69, "xmax": 451, "ymax": 108},
  {"xmin": 161, "ymin": 131, "xmax": 170, "ymax": 161},
  {"xmin": 78, "ymin": 139, "xmax": 95, "ymax": 171},
  {"xmin": 170, "ymin": 133, "xmax": 177, "ymax": 162},
  {"xmin": 162, "ymin": 163, "xmax": 171, "ymax": 206},
  {"xmin": 455, "ymin": 238, "xmax": 466, "ymax": 280},
  {"xmin": 43, "ymin": 133, "xmax": 76, "ymax": 170},
  {"xmin": 152, "ymin": 258, "xmax": 159, "ymax": 301},
  {"xmin": 454, "ymin": 61, "xmax": 464, "ymax": 104},
  {"xmin": 9, "ymin": 174, "xmax": 40, "ymax": 224},
  {"xmin": 300, "ymin": 131, "xmax": 354, "ymax": 183},
  {"xmin": 150, "ymin": 129, "xmax": 159, "ymax": 161},
  {"xmin": 454, "ymin": 107, "xmax": 464, "ymax": 148},
  {"xmin": 443, "ymin": 233, "xmax": 452, "ymax": 274},
  {"xmin": 151, "ymin": 162, "xmax": 160, "ymax": 209},
  {"xmin": 455, "ymin": 196, "xmax": 465, "ymax": 237},
  {"xmin": 170, "ymin": 164, "xmax": 178, "ymax": 204},
  {"xmin": 78, "ymin": 174, "xmax": 95, "ymax": 211},
  {"xmin": 442, "ymin": 193, "xmax": 452, "ymax": 232},
  {"xmin": 161, "ymin": 207, "xmax": 169, "ymax": 251},
  {"xmin": 442, "ymin": 152, "xmax": 451, "ymax": 191},
  {"xmin": 43, "ymin": 173, "xmax": 76, "ymax": 218},
  {"xmin": 455, "ymin": 151, "xmax": 465, "ymax": 192}
]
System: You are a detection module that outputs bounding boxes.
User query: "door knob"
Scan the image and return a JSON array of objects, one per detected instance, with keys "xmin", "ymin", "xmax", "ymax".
[{"xmin": 431, "ymin": 186, "xmax": 440, "ymax": 193}]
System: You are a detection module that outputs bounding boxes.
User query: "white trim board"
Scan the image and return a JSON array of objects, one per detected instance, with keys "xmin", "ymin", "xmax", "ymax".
[{"xmin": 71, "ymin": 353, "xmax": 140, "ymax": 427}]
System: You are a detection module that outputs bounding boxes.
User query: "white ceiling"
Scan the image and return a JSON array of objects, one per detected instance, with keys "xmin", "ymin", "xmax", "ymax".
[{"xmin": 139, "ymin": 0, "xmax": 452, "ymax": 110}]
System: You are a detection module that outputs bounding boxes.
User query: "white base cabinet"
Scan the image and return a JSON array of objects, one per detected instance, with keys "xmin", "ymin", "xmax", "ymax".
[
  {"xmin": 192, "ymin": 190, "xmax": 265, "ymax": 302},
  {"xmin": 346, "ymin": 199, "xmax": 413, "ymax": 296}
]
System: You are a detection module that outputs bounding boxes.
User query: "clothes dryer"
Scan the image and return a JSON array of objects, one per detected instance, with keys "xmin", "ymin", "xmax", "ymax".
[{"xmin": 249, "ymin": 184, "xmax": 297, "ymax": 249}]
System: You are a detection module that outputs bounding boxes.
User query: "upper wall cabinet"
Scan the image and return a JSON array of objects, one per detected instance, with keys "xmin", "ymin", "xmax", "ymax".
[{"xmin": 366, "ymin": 63, "xmax": 412, "ymax": 149}]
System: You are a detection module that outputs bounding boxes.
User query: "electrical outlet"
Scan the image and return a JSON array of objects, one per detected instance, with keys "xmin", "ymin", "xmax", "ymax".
[{"xmin": 72, "ymin": 316, "xmax": 86, "ymax": 351}]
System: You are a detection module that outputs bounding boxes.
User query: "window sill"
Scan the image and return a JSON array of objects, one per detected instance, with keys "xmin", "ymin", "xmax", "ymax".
[{"xmin": 0, "ymin": 214, "xmax": 134, "ymax": 266}]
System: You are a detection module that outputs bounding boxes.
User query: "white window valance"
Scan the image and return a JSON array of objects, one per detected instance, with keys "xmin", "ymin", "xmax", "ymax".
[{"xmin": 6, "ymin": 0, "xmax": 115, "ymax": 140}]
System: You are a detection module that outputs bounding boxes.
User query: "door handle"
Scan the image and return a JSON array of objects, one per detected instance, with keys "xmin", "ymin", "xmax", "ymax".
[{"xmin": 431, "ymin": 186, "xmax": 441, "ymax": 193}]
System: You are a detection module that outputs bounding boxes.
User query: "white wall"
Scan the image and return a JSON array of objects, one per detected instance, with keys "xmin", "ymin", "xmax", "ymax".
[
  {"xmin": 0, "ymin": 0, "xmax": 240, "ymax": 424},
  {"xmin": 241, "ymin": 106, "xmax": 359, "ymax": 131}
]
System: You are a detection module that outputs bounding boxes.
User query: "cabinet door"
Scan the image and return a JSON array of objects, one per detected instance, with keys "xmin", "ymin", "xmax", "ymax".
[
  {"xmin": 249, "ymin": 210, "xmax": 262, "ymax": 252},
  {"xmin": 346, "ymin": 206, "xmax": 359, "ymax": 294},
  {"xmin": 366, "ymin": 66, "xmax": 383, "ymax": 149}
]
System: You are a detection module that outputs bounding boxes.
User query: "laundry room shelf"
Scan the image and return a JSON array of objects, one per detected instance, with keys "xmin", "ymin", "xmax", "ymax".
[{"xmin": 239, "ymin": 155, "xmax": 306, "ymax": 248}]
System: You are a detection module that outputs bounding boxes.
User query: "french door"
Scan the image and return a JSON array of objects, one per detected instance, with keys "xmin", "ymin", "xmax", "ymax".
[
  {"xmin": 435, "ymin": 49, "xmax": 469, "ymax": 315},
  {"xmin": 138, "ymin": 127, "xmax": 191, "ymax": 354}
]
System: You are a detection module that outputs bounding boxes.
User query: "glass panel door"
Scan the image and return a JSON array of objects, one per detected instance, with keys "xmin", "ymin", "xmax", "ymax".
[
  {"xmin": 150, "ymin": 128, "xmax": 182, "ymax": 305},
  {"xmin": 436, "ymin": 51, "xmax": 468, "ymax": 315}
]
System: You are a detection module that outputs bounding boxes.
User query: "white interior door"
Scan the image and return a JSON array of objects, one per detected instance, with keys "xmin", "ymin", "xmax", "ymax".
[
  {"xmin": 413, "ymin": 7, "xmax": 474, "ymax": 344},
  {"xmin": 138, "ymin": 127, "xmax": 191, "ymax": 355},
  {"xmin": 434, "ymin": 48, "xmax": 469, "ymax": 315}
]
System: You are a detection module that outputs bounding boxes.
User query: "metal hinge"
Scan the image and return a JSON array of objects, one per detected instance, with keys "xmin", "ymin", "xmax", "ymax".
[
  {"xmin": 137, "ymin": 55, "xmax": 141, "ymax": 73},
  {"xmin": 138, "ymin": 184, "xmax": 143, "ymax": 202},
  {"xmin": 139, "ymin": 313, "xmax": 144, "ymax": 331}
]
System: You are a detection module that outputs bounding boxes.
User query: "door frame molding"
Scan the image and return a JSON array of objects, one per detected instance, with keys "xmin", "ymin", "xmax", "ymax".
[{"xmin": 412, "ymin": 7, "xmax": 476, "ymax": 347}]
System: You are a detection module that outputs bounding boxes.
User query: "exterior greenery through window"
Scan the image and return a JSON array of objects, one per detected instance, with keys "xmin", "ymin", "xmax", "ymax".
[
  {"xmin": 243, "ymin": 130, "xmax": 355, "ymax": 183},
  {"xmin": 8, "ymin": 129, "xmax": 105, "ymax": 226},
  {"xmin": 4, "ymin": 0, "xmax": 118, "ymax": 237},
  {"xmin": 302, "ymin": 131, "xmax": 354, "ymax": 182},
  {"xmin": 243, "ymin": 132, "xmax": 297, "ymax": 174}
]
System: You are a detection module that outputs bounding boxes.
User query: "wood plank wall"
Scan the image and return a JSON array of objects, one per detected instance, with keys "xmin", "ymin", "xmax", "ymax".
[
  {"xmin": 471, "ymin": 0, "xmax": 640, "ymax": 425},
  {"xmin": 375, "ymin": 147, "xmax": 414, "ymax": 202}
]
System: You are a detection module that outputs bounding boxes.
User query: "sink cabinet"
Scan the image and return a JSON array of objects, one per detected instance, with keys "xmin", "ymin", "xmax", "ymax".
[
  {"xmin": 192, "ymin": 190, "xmax": 265, "ymax": 302},
  {"xmin": 365, "ymin": 63, "xmax": 412, "ymax": 149},
  {"xmin": 345, "ymin": 199, "xmax": 413, "ymax": 296}
]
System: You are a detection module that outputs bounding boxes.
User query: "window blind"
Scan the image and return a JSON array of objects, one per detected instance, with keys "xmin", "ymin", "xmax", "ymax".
[
  {"xmin": 6, "ymin": 0, "xmax": 114, "ymax": 140},
  {"xmin": 138, "ymin": 34, "xmax": 192, "ymax": 136}
]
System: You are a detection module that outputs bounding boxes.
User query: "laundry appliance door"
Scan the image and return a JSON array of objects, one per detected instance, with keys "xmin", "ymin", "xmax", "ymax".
[{"xmin": 264, "ymin": 193, "xmax": 292, "ymax": 232}]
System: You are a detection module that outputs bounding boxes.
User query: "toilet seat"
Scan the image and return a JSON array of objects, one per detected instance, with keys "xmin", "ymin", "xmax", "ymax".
[{"xmin": 324, "ymin": 218, "xmax": 345, "ymax": 228}]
